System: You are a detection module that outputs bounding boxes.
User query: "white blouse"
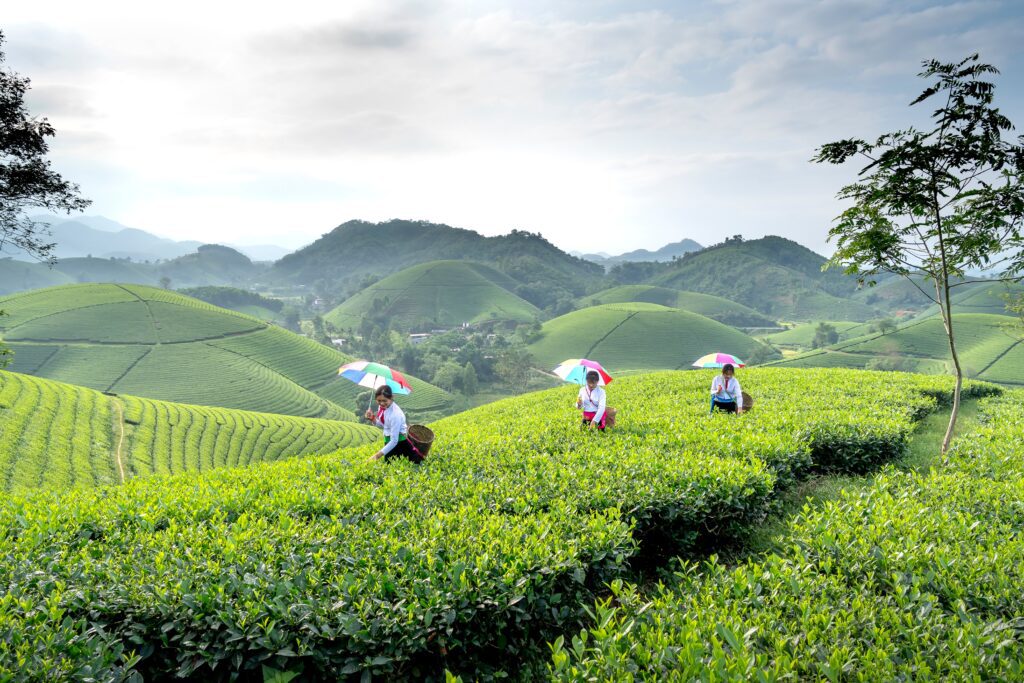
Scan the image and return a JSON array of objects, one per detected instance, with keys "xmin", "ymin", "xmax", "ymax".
[
  {"xmin": 577, "ymin": 386, "xmax": 607, "ymax": 423},
  {"xmin": 371, "ymin": 402, "xmax": 409, "ymax": 455},
  {"xmin": 710, "ymin": 376, "xmax": 743, "ymax": 409}
]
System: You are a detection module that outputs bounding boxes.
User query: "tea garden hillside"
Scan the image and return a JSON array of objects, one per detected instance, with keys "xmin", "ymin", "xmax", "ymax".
[
  {"xmin": 5, "ymin": 221, "xmax": 1024, "ymax": 406},
  {"xmin": 3, "ymin": 36, "xmax": 1024, "ymax": 681}
]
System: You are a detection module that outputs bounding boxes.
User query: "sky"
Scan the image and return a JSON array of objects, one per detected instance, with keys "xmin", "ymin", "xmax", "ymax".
[{"xmin": 4, "ymin": 0, "xmax": 1023, "ymax": 256}]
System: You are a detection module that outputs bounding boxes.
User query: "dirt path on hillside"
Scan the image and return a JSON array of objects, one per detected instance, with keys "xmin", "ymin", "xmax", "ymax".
[{"xmin": 111, "ymin": 398, "xmax": 127, "ymax": 483}]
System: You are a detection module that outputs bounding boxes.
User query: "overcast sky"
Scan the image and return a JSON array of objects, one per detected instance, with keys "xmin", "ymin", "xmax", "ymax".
[{"xmin": 4, "ymin": 0, "xmax": 1023, "ymax": 255}]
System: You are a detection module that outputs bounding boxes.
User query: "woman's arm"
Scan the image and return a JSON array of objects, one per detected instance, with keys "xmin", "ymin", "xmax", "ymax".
[{"xmin": 733, "ymin": 379, "xmax": 743, "ymax": 410}]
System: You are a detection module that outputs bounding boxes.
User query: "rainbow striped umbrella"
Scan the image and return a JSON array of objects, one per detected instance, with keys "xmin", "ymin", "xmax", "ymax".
[
  {"xmin": 338, "ymin": 360, "xmax": 412, "ymax": 395},
  {"xmin": 692, "ymin": 352, "xmax": 745, "ymax": 369},
  {"xmin": 553, "ymin": 358, "xmax": 613, "ymax": 386}
]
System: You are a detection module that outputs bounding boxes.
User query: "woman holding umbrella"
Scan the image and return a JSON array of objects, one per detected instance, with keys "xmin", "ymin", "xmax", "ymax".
[
  {"xmin": 710, "ymin": 363, "xmax": 744, "ymax": 414},
  {"xmin": 577, "ymin": 370, "xmax": 608, "ymax": 430},
  {"xmin": 554, "ymin": 359, "xmax": 613, "ymax": 431},
  {"xmin": 366, "ymin": 385, "xmax": 423, "ymax": 463}
]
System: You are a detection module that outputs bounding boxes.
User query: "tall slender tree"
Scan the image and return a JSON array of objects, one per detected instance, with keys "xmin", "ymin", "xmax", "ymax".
[
  {"xmin": 815, "ymin": 54, "xmax": 1024, "ymax": 454},
  {"xmin": 1, "ymin": 30, "xmax": 90, "ymax": 263}
]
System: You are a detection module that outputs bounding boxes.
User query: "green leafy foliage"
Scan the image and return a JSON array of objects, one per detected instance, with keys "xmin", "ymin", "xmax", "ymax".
[
  {"xmin": 638, "ymin": 236, "xmax": 879, "ymax": 321},
  {"xmin": 0, "ymin": 368, "xmax": 990, "ymax": 679},
  {"xmin": 178, "ymin": 286, "xmax": 285, "ymax": 313},
  {"xmin": 0, "ymin": 370, "xmax": 116, "ymax": 494},
  {"xmin": 550, "ymin": 389, "xmax": 1024, "ymax": 681}
]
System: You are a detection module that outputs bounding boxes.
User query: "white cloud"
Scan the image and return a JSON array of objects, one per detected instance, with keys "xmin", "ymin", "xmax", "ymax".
[{"xmin": 4, "ymin": 0, "xmax": 1022, "ymax": 255}]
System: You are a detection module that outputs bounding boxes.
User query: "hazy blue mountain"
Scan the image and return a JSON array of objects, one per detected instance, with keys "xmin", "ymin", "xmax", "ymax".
[
  {"xmin": 234, "ymin": 244, "xmax": 292, "ymax": 261},
  {"xmin": 22, "ymin": 215, "xmax": 290, "ymax": 263},
  {"xmin": 13, "ymin": 216, "xmax": 203, "ymax": 262},
  {"xmin": 581, "ymin": 238, "xmax": 703, "ymax": 267}
]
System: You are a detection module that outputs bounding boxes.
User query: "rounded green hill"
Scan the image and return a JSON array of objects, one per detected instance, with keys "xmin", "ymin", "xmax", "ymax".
[
  {"xmin": 527, "ymin": 302, "xmax": 769, "ymax": 371},
  {"xmin": 583, "ymin": 285, "xmax": 777, "ymax": 327},
  {"xmin": 325, "ymin": 260, "xmax": 540, "ymax": 331},
  {"xmin": 0, "ymin": 284, "xmax": 453, "ymax": 420}
]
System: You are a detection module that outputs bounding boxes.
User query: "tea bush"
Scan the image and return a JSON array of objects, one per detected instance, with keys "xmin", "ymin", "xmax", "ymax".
[
  {"xmin": 550, "ymin": 390, "xmax": 1024, "ymax": 681},
  {"xmin": 0, "ymin": 368, "xmax": 997, "ymax": 679}
]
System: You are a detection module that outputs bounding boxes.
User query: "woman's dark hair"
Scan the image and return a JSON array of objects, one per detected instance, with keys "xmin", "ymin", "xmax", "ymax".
[
  {"xmin": 586, "ymin": 370, "xmax": 600, "ymax": 383},
  {"xmin": 722, "ymin": 363, "xmax": 735, "ymax": 374},
  {"xmin": 374, "ymin": 385, "xmax": 393, "ymax": 399}
]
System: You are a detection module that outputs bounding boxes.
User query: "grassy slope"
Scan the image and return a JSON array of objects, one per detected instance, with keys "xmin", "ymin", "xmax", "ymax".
[
  {"xmin": 527, "ymin": 302, "xmax": 767, "ymax": 370},
  {"xmin": 582, "ymin": 285, "xmax": 777, "ymax": 327},
  {"xmin": 758, "ymin": 320, "xmax": 875, "ymax": 347},
  {"xmin": 0, "ymin": 370, "xmax": 378, "ymax": 495},
  {"xmin": 325, "ymin": 260, "xmax": 540, "ymax": 331},
  {"xmin": 913, "ymin": 280, "xmax": 1024, "ymax": 319},
  {"xmin": 768, "ymin": 313, "xmax": 1023, "ymax": 384},
  {"xmin": 0, "ymin": 259, "xmax": 73, "ymax": 295},
  {"xmin": 0, "ymin": 284, "xmax": 453, "ymax": 420}
]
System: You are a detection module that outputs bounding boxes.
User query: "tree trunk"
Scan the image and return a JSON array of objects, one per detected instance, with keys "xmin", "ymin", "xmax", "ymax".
[
  {"xmin": 934, "ymin": 262, "xmax": 961, "ymax": 455},
  {"xmin": 932, "ymin": 184, "xmax": 961, "ymax": 456}
]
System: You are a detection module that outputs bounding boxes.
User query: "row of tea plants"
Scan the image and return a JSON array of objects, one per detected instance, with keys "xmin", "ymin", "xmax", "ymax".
[
  {"xmin": 550, "ymin": 389, "xmax": 1024, "ymax": 680},
  {"xmin": 0, "ymin": 369, "xmax": 999, "ymax": 679}
]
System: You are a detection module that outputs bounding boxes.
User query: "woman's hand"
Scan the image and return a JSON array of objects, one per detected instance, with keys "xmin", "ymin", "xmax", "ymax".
[
  {"xmin": 588, "ymin": 420, "xmax": 597, "ymax": 429},
  {"xmin": 364, "ymin": 409, "xmax": 375, "ymax": 421},
  {"xmin": 576, "ymin": 399, "xmax": 582, "ymax": 408},
  {"xmin": 369, "ymin": 451, "xmax": 383, "ymax": 461}
]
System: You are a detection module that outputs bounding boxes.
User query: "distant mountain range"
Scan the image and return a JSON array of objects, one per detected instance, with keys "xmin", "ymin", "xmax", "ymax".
[
  {"xmin": 274, "ymin": 219, "xmax": 605, "ymax": 311},
  {"xmin": 1, "ymin": 215, "xmax": 976, "ymax": 324},
  {"xmin": 574, "ymin": 238, "xmax": 703, "ymax": 267},
  {"xmin": 609, "ymin": 235, "xmax": 884, "ymax": 321},
  {"xmin": 0, "ymin": 244, "xmax": 266, "ymax": 294},
  {"xmin": 21, "ymin": 215, "xmax": 290, "ymax": 262}
]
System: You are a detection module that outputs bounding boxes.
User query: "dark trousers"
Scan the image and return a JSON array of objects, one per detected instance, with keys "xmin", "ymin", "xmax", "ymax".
[
  {"xmin": 385, "ymin": 438, "xmax": 424, "ymax": 464},
  {"xmin": 712, "ymin": 400, "xmax": 737, "ymax": 413}
]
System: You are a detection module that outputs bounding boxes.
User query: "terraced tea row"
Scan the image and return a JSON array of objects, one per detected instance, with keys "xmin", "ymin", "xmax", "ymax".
[
  {"xmin": 550, "ymin": 389, "xmax": 1024, "ymax": 681},
  {"xmin": 771, "ymin": 313, "xmax": 1024, "ymax": 384},
  {"xmin": 0, "ymin": 371, "xmax": 379, "ymax": 495},
  {"xmin": 0, "ymin": 368, "xmax": 992, "ymax": 680},
  {"xmin": 0, "ymin": 283, "xmax": 455, "ymax": 420},
  {"xmin": 0, "ymin": 370, "xmax": 117, "ymax": 493}
]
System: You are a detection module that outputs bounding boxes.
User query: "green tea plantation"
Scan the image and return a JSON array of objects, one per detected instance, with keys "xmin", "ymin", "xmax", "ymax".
[
  {"xmin": 0, "ymin": 368, "xmax": 1006, "ymax": 680},
  {"xmin": 527, "ymin": 303, "xmax": 770, "ymax": 371},
  {"xmin": 549, "ymin": 389, "xmax": 1024, "ymax": 680},
  {"xmin": 0, "ymin": 283, "xmax": 454, "ymax": 421},
  {"xmin": 0, "ymin": 370, "xmax": 378, "ymax": 495}
]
